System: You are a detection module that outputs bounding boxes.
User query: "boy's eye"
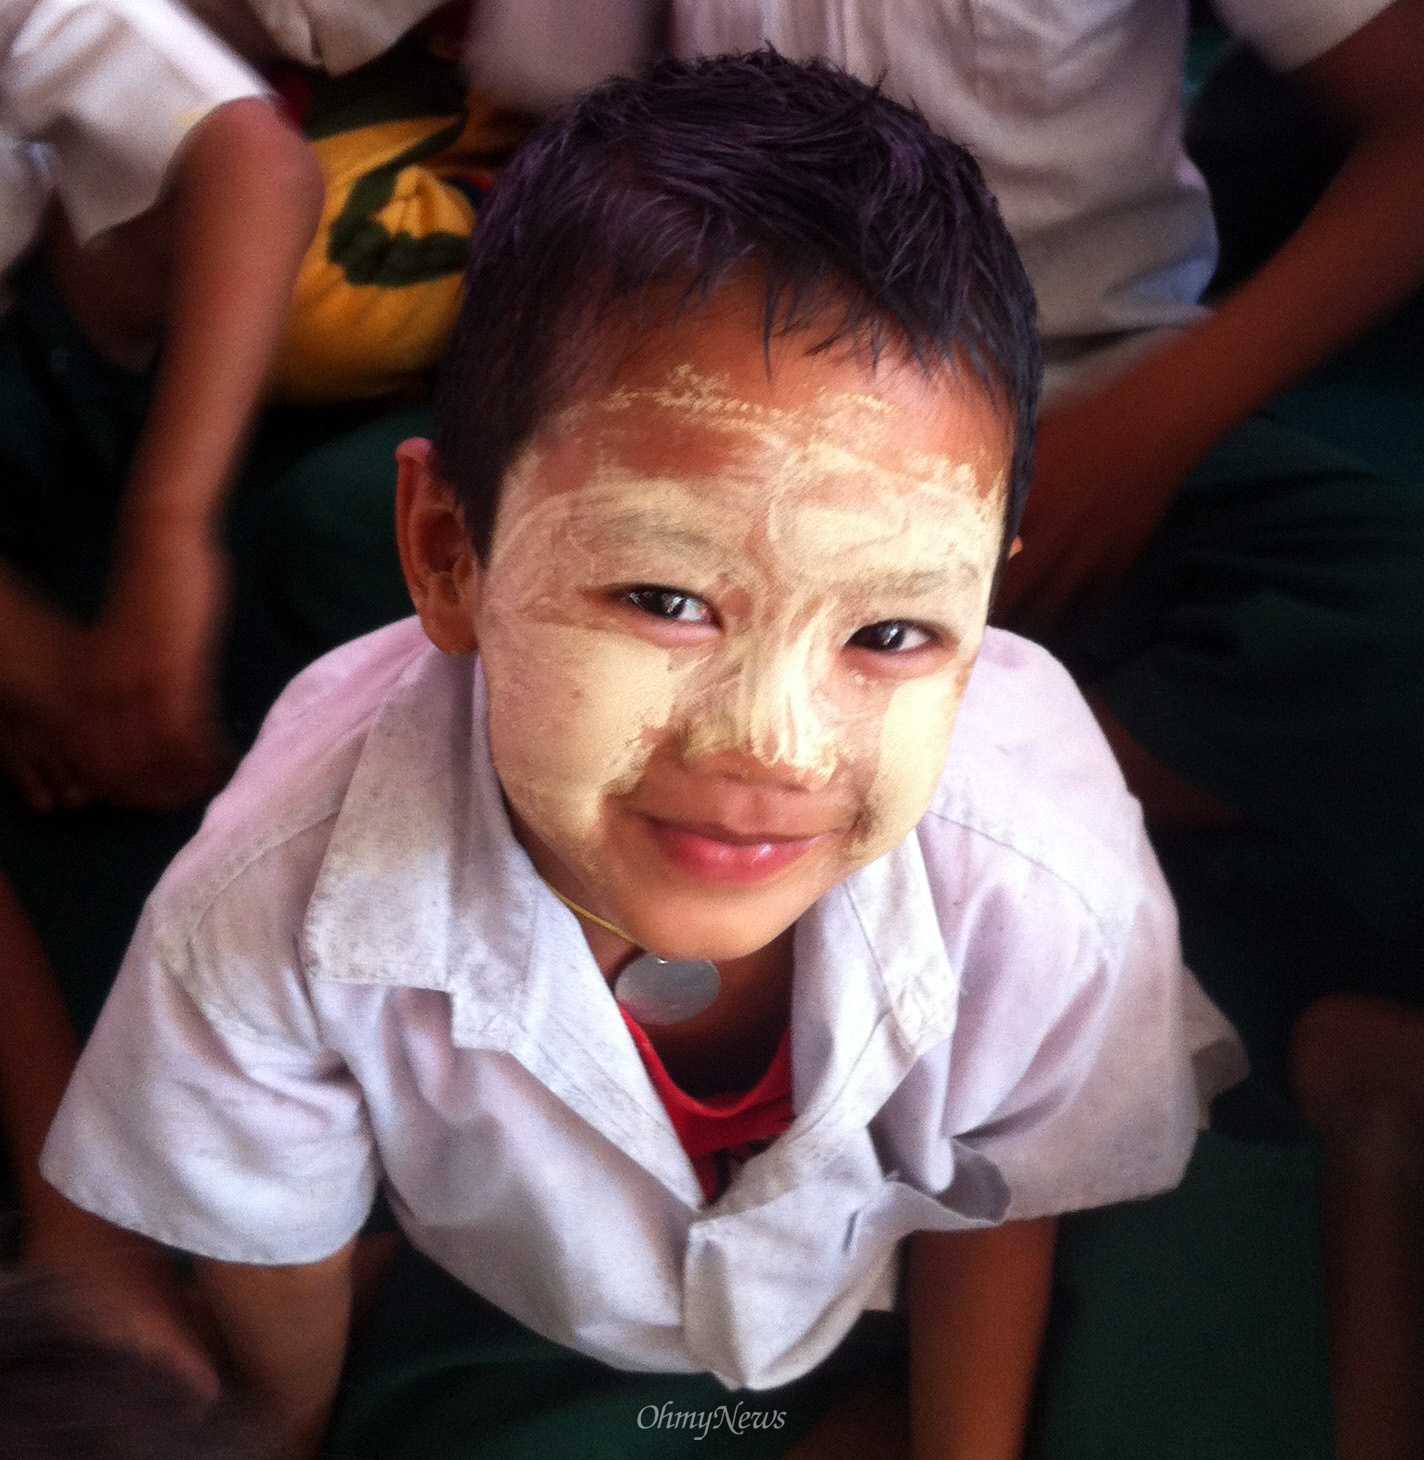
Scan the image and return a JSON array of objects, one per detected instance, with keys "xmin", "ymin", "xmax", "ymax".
[
  {"xmin": 623, "ymin": 587, "xmax": 714, "ymax": 624},
  {"xmin": 847, "ymin": 621, "xmax": 935, "ymax": 653}
]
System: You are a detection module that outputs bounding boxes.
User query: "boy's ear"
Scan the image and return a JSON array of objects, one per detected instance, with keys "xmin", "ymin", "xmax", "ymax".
[{"xmin": 395, "ymin": 438, "xmax": 481, "ymax": 655}]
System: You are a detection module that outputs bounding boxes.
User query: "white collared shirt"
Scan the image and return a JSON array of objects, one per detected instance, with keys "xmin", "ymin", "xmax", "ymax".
[
  {"xmin": 0, "ymin": 0, "xmax": 267, "ymax": 281},
  {"xmin": 43, "ymin": 619, "xmax": 1241, "ymax": 1390},
  {"xmin": 467, "ymin": 0, "xmax": 1391, "ymax": 399}
]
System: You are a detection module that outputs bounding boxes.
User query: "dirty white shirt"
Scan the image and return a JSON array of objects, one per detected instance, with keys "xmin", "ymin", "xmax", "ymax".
[
  {"xmin": 44, "ymin": 619, "xmax": 1242, "ymax": 1390},
  {"xmin": 0, "ymin": 0, "xmax": 265, "ymax": 279}
]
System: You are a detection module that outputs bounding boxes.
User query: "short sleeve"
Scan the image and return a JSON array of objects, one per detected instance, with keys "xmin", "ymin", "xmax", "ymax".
[
  {"xmin": 2, "ymin": 0, "xmax": 267, "ymax": 242},
  {"xmin": 951, "ymin": 841, "xmax": 1211, "ymax": 1220},
  {"xmin": 883, "ymin": 633, "xmax": 1246, "ymax": 1221},
  {"xmin": 899, "ymin": 808, "xmax": 1242, "ymax": 1221},
  {"xmin": 41, "ymin": 826, "xmax": 378, "ymax": 1264}
]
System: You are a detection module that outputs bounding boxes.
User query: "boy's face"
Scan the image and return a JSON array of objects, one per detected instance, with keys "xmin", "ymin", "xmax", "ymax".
[{"xmin": 402, "ymin": 297, "xmax": 1010, "ymax": 962}]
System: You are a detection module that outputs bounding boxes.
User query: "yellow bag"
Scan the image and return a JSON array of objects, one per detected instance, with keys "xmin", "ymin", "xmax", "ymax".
[{"xmin": 271, "ymin": 39, "xmax": 530, "ymax": 403}]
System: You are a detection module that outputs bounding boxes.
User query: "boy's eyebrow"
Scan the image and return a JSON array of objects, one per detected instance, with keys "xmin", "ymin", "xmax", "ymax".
[
  {"xmin": 846, "ymin": 562, "xmax": 987, "ymax": 599},
  {"xmin": 593, "ymin": 508, "xmax": 724, "ymax": 559},
  {"xmin": 590, "ymin": 508, "xmax": 989, "ymax": 596}
]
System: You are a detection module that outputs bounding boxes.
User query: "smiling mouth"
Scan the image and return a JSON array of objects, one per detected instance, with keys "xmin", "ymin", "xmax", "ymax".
[{"xmin": 640, "ymin": 817, "xmax": 828, "ymax": 884}]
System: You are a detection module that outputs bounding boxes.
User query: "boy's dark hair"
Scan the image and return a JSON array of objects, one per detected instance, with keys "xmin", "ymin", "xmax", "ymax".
[
  {"xmin": 434, "ymin": 49, "xmax": 1041, "ymax": 568},
  {"xmin": 0, "ymin": 1272, "xmax": 269, "ymax": 1460}
]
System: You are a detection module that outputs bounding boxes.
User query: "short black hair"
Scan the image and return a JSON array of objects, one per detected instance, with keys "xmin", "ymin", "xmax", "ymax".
[{"xmin": 434, "ymin": 49, "xmax": 1041, "ymax": 566}]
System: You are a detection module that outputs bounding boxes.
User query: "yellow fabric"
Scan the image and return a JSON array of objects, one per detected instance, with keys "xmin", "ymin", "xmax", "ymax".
[{"xmin": 271, "ymin": 95, "xmax": 527, "ymax": 403}]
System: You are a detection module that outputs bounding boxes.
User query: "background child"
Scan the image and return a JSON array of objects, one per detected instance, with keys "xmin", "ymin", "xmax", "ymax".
[
  {"xmin": 40, "ymin": 53, "xmax": 1240, "ymax": 1460},
  {"xmin": 0, "ymin": 0, "xmax": 322, "ymax": 813}
]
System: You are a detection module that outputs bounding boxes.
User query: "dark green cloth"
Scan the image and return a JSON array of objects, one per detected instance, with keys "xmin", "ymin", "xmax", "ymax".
[
  {"xmin": 255, "ymin": 405, "xmax": 428, "ymax": 654},
  {"xmin": 1042, "ymin": 413, "xmax": 1424, "ymax": 944},
  {"xmin": 1031, "ymin": 1124, "xmax": 1335, "ymax": 1460},
  {"xmin": 331, "ymin": 1245, "xmax": 899, "ymax": 1460},
  {"xmin": 0, "ymin": 255, "xmax": 150, "ymax": 620}
]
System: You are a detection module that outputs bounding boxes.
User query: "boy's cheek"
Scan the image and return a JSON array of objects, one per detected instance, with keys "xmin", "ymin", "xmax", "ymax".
[
  {"xmin": 484, "ymin": 622, "xmax": 685, "ymax": 832},
  {"xmin": 850, "ymin": 671, "xmax": 972, "ymax": 860}
]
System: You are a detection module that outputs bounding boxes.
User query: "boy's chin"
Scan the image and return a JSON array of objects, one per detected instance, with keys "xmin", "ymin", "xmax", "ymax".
[{"xmin": 621, "ymin": 893, "xmax": 810, "ymax": 967}]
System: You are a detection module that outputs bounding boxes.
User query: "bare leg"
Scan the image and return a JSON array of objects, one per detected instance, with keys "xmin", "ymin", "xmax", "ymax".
[
  {"xmin": 1291, "ymin": 996, "xmax": 1424, "ymax": 1460},
  {"xmin": 783, "ymin": 1375, "xmax": 909, "ymax": 1460}
]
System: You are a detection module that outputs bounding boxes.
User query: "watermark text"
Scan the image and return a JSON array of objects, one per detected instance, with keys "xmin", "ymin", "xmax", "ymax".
[{"xmin": 636, "ymin": 1400, "xmax": 787, "ymax": 1440}]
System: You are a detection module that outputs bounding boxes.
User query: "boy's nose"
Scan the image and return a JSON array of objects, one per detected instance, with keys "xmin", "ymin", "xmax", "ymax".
[{"xmin": 680, "ymin": 639, "xmax": 838, "ymax": 788}]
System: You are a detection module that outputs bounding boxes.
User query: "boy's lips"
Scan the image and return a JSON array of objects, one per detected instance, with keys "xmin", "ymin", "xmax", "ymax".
[{"xmin": 639, "ymin": 816, "xmax": 829, "ymax": 884}]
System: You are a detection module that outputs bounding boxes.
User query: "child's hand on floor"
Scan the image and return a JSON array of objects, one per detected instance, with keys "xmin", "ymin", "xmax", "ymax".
[
  {"xmin": 85, "ymin": 519, "xmax": 236, "ymax": 809},
  {"xmin": 0, "ymin": 543, "xmax": 233, "ymax": 814}
]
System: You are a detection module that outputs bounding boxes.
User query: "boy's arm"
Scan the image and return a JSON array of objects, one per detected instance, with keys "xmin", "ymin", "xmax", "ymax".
[
  {"xmin": 0, "ymin": 873, "xmax": 217, "ymax": 1393},
  {"xmin": 194, "ymin": 1242, "xmax": 357, "ymax": 1460},
  {"xmin": 994, "ymin": 0, "xmax": 1424, "ymax": 633},
  {"xmin": 9, "ymin": 92, "xmax": 325, "ymax": 817},
  {"xmin": 907, "ymin": 1217, "xmax": 1058, "ymax": 1460}
]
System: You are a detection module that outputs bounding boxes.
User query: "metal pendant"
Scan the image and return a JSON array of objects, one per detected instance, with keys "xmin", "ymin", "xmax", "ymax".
[{"xmin": 614, "ymin": 954, "xmax": 721, "ymax": 1026}]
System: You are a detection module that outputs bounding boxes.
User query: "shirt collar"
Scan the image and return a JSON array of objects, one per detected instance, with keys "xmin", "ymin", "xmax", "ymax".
[{"xmin": 303, "ymin": 647, "xmax": 960, "ymax": 1199}]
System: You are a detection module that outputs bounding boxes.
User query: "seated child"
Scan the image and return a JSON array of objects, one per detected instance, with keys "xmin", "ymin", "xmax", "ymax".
[
  {"xmin": 40, "ymin": 51, "xmax": 1241, "ymax": 1460},
  {"xmin": 0, "ymin": 0, "xmax": 321, "ymax": 812}
]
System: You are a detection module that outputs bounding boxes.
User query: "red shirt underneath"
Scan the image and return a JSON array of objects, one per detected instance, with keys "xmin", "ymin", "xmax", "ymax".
[{"xmin": 621, "ymin": 1011, "xmax": 795, "ymax": 1202}]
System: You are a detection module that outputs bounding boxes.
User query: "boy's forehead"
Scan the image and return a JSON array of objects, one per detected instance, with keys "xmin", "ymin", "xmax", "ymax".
[
  {"xmin": 491, "ymin": 354, "xmax": 1008, "ymax": 607},
  {"xmin": 515, "ymin": 307, "xmax": 1012, "ymax": 521}
]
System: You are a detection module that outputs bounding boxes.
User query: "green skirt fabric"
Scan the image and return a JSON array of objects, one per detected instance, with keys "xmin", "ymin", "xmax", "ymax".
[
  {"xmin": 1041, "ymin": 413, "xmax": 1424, "ymax": 942},
  {"xmin": 330, "ymin": 1247, "xmax": 900, "ymax": 1460}
]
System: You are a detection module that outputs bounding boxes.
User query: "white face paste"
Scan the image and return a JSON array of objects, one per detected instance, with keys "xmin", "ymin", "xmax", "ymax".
[{"xmin": 469, "ymin": 323, "xmax": 1010, "ymax": 962}]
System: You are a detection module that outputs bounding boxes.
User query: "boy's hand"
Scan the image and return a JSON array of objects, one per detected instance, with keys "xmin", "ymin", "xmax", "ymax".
[
  {"xmin": 993, "ymin": 375, "xmax": 1198, "ymax": 636},
  {"xmin": 0, "ymin": 534, "xmax": 233, "ymax": 813},
  {"xmin": 996, "ymin": 0, "xmax": 1424, "ymax": 639},
  {"xmin": 84, "ymin": 522, "xmax": 236, "ymax": 808}
]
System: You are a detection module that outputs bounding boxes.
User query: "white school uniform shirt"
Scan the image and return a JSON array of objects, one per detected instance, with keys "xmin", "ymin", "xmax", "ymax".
[
  {"xmin": 467, "ymin": 0, "xmax": 1391, "ymax": 399},
  {"xmin": 178, "ymin": 0, "xmax": 447, "ymax": 76},
  {"xmin": 0, "ymin": 0, "xmax": 266, "ymax": 282},
  {"xmin": 44, "ymin": 618, "xmax": 1242, "ymax": 1390}
]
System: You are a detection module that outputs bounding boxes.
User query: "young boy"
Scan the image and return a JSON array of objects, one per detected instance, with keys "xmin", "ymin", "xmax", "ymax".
[{"xmin": 41, "ymin": 53, "xmax": 1239, "ymax": 1460}]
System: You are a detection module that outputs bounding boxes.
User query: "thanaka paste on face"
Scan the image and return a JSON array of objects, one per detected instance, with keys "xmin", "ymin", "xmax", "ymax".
[{"xmin": 472, "ymin": 356, "xmax": 1007, "ymax": 956}]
